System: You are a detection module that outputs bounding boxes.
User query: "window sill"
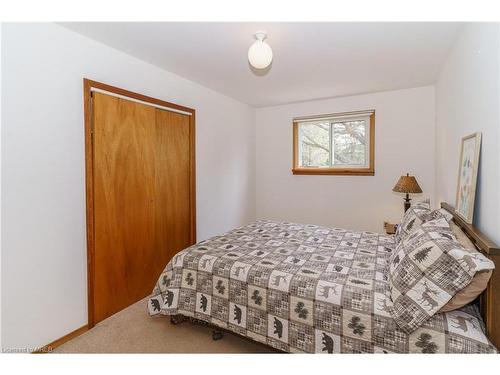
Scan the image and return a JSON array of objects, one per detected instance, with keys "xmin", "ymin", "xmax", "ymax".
[{"xmin": 292, "ymin": 168, "xmax": 375, "ymax": 176}]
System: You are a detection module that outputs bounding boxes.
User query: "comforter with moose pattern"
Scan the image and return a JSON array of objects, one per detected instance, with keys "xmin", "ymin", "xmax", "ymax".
[{"xmin": 148, "ymin": 220, "xmax": 497, "ymax": 353}]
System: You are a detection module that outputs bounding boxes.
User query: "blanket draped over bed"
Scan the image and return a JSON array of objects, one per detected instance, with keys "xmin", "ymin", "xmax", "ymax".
[{"xmin": 148, "ymin": 220, "xmax": 497, "ymax": 353}]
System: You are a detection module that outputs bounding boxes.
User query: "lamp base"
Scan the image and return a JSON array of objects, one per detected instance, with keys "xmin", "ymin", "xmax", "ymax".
[{"xmin": 404, "ymin": 194, "xmax": 411, "ymax": 212}]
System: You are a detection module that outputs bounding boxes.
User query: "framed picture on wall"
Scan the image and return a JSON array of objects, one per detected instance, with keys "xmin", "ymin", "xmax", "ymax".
[{"xmin": 455, "ymin": 132, "xmax": 481, "ymax": 223}]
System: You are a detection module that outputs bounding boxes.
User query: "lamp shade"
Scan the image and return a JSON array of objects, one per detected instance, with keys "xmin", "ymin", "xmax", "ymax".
[{"xmin": 392, "ymin": 174, "xmax": 422, "ymax": 194}]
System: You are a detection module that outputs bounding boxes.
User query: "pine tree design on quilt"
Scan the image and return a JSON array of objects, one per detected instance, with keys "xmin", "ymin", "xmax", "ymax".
[
  {"xmin": 348, "ymin": 316, "xmax": 366, "ymax": 336},
  {"xmin": 215, "ymin": 280, "xmax": 225, "ymax": 295},
  {"xmin": 251, "ymin": 290, "xmax": 263, "ymax": 305},
  {"xmin": 350, "ymin": 279, "xmax": 369, "ymax": 286},
  {"xmin": 301, "ymin": 269, "xmax": 317, "ymax": 275},
  {"xmin": 294, "ymin": 302, "xmax": 308, "ymax": 319},
  {"xmin": 413, "ymin": 246, "xmax": 433, "ymax": 263},
  {"xmin": 439, "ymin": 232, "xmax": 454, "ymax": 241},
  {"xmin": 415, "ymin": 333, "xmax": 437, "ymax": 353},
  {"xmin": 406, "ymin": 218, "xmax": 416, "ymax": 231}
]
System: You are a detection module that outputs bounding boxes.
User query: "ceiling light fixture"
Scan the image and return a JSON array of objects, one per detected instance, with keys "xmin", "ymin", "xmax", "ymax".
[{"xmin": 248, "ymin": 31, "xmax": 273, "ymax": 69}]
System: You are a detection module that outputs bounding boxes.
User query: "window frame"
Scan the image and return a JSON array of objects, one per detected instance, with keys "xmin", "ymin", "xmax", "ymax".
[{"xmin": 292, "ymin": 110, "xmax": 375, "ymax": 176}]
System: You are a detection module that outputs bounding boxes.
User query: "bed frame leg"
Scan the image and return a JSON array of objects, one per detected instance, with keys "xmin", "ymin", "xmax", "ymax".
[
  {"xmin": 212, "ymin": 329, "xmax": 223, "ymax": 341},
  {"xmin": 170, "ymin": 314, "xmax": 185, "ymax": 325}
]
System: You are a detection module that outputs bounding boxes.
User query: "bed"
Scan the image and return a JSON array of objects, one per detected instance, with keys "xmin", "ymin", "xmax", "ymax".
[{"xmin": 148, "ymin": 203, "xmax": 498, "ymax": 353}]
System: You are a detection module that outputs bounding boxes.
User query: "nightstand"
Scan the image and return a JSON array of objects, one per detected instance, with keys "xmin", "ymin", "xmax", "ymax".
[{"xmin": 384, "ymin": 222, "xmax": 398, "ymax": 235}]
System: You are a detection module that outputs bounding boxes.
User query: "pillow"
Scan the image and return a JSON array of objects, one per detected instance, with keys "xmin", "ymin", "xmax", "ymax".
[
  {"xmin": 388, "ymin": 217, "xmax": 495, "ymax": 333},
  {"xmin": 395, "ymin": 202, "xmax": 431, "ymax": 244},
  {"xmin": 412, "ymin": 199, "xmax": 431, "ymax": 209},
  {"xmin": 439, "ymin": 270, "xmax": 492, "ymax": 312},
  {"xmin": 426, "ymin": 208, "xmax": 454, "ymax": 223},
  {"xmin": 439, "ymin": 221, "xmax": 493, "ymax": 312},
  {"xmin": 450, "ymin": 220, "xmax": 475, "ymax": 248},
  {"xmin": 395, "ymin": 205, "xmax": 453, "ymax": 245}
]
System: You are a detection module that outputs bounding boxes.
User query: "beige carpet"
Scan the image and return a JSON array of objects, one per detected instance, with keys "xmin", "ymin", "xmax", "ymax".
[{"xmin": 54, "ymin": 298, "xmax": 274, "ymax": 353}]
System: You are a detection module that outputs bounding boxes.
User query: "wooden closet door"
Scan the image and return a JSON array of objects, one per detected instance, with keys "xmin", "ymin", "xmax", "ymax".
[
  {"xmin": 155, "ymin": 109, "xmax": 192, "ymax": 262},
  {"xmin": 92, "ymin": 92, "xmax": 192, "ymax": 323}
]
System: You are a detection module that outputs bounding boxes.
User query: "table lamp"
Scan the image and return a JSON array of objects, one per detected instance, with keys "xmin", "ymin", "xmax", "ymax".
[{"xmin": 392, "ymin": 173, "xmax": 422, "ymax": 212}]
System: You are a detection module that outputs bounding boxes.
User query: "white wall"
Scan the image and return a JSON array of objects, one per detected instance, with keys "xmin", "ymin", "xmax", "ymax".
[
  {"xmin": 435, "ymin": 23, "xmax": 500, "ymax": 244},
  {"xmin": 1, "ymin": 23, "xmax": 256, "ymax": 350},
  {"xmin": 256, "ymin": 86, "xmax": 436, "ymax": 232}
]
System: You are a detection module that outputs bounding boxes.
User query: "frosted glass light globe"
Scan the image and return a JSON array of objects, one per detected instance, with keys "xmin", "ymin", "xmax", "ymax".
[{"xmin": 248, "ymin": 33, "xmax": 273, "ymax": 69}]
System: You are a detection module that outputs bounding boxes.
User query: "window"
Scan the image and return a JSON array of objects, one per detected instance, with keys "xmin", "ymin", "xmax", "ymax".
[{"xmin": 292, "ymin": 110, "xmax": 375, "ymax": 175}]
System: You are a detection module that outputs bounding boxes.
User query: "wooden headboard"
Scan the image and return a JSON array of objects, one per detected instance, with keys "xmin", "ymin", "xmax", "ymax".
[{"xmin": 440, "ymin": 202, "xmax": 500, "ymax": 349}]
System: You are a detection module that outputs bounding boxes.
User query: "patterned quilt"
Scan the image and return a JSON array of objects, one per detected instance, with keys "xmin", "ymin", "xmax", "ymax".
[{"xmin": 148, "ymin": 220, "xmax": 497, "ymax": 353}]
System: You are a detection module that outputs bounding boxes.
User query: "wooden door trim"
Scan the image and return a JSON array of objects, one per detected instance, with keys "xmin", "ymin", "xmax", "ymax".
[
  {"xmin": 83, "ymin": 79, "xmax": 196, "ymax": 328},
  {"xmin": 33, "ymin": 325, "xmax": 89, "ymax": 353}
]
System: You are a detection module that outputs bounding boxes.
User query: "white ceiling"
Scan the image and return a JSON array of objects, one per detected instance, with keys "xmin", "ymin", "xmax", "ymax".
[{"xmin": 61, "ymin": 22, "xmax": 462, "ymax": 107}]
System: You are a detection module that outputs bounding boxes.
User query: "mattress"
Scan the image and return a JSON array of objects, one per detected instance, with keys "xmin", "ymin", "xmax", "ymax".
[{"xmin": 148, "ymin": 220, "xmax": 497, "ymax": 353}]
